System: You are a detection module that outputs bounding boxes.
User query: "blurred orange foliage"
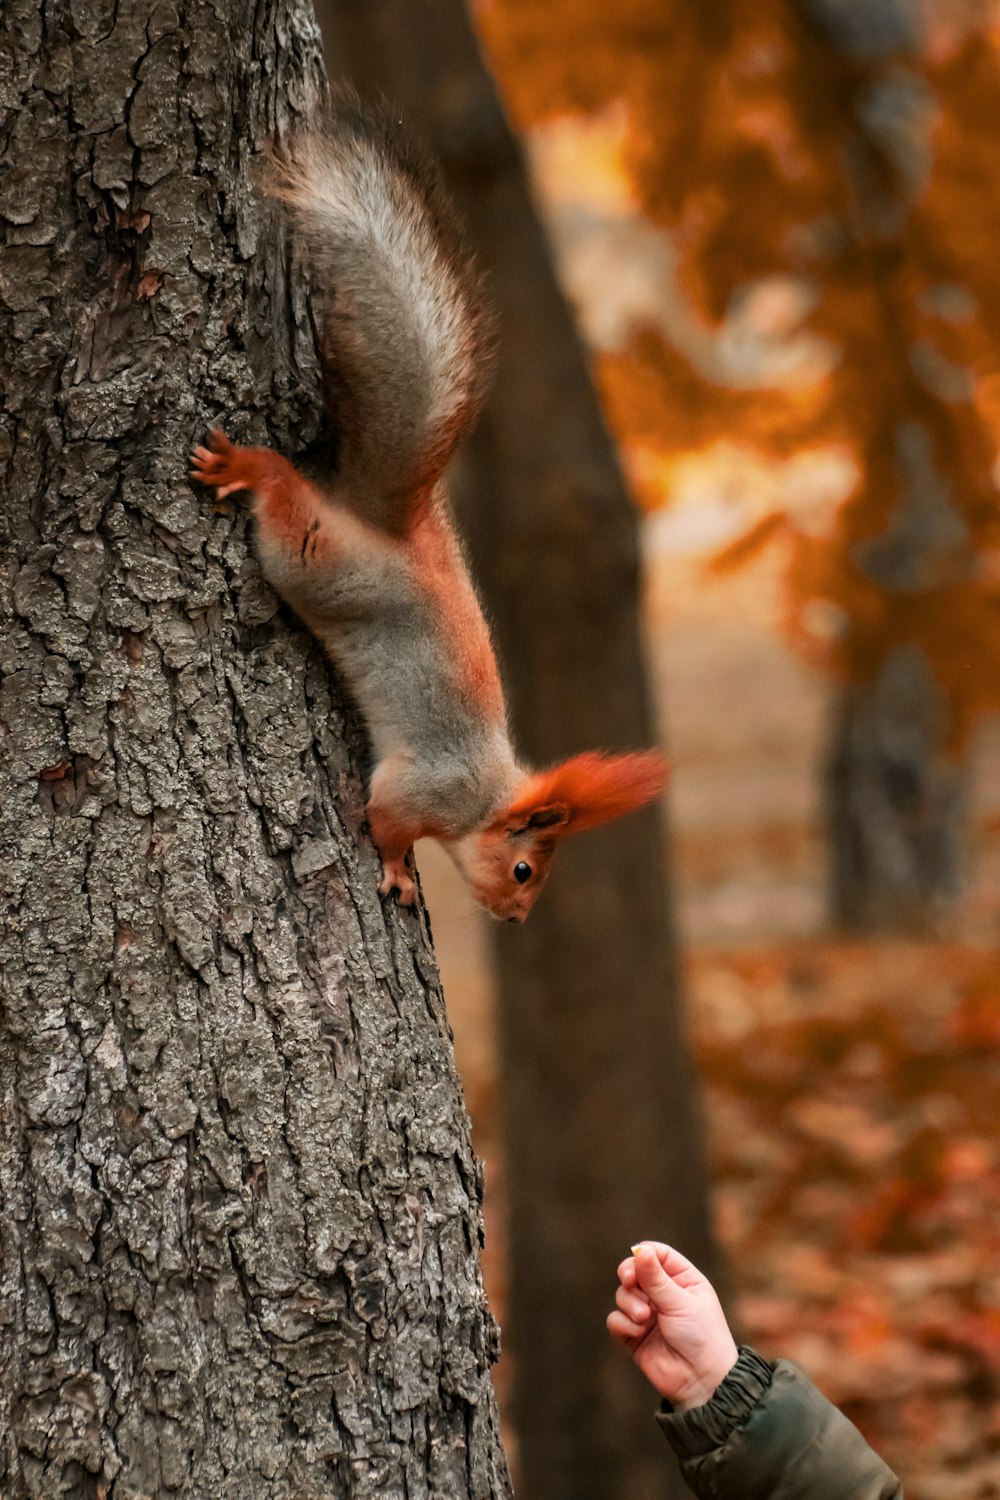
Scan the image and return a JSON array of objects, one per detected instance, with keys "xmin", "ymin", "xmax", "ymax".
[{"xmin": 479, "ymin": 0, "xmax": 1000, "ymax": 749}]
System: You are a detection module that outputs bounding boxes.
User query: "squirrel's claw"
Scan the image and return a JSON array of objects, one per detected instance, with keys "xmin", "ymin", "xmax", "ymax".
[
  {"xmin": 378, "ymin": 859, "xmax": 418, "ymax": 907},
  {"xmin": 189, "ymin": 430, "xmax": 251, "ymax": 497}
]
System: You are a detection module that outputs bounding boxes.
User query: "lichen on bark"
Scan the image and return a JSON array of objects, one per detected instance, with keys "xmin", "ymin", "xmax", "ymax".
[{"xmin": 0, "ymin": 3, "xmax": 510, "ymax": 1495}]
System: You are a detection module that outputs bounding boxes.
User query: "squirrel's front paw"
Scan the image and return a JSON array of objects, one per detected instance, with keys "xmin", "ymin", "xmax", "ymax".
[
  {"xmin": 378, "ymin": 857, "xmax": 418, "ymax": 907},
  {"xmin": 189, "ymin": 429, "xmax": 253, "ymax": 499}
]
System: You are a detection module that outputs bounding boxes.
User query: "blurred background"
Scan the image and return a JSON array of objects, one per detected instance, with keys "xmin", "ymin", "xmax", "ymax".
[{"xmin": 317, "ymin": 3, "xmax": 1000, "ymax": 1497}]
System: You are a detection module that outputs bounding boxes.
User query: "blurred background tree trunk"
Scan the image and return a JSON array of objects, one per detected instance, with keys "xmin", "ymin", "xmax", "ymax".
[
  {"xmin": 0, "ymin": 3, "xmax": 510, "ymax": 1495},
  {"xmin": 799, "ymin": 0, "xmax": 973, "ymax": 931},
  {"xmin": 316, "ymin": 3, "xmax": 719, "ymax": 1497},
  {"xmin": 826, "ymin": 644, "xmax": 966, "ymax": 930}
]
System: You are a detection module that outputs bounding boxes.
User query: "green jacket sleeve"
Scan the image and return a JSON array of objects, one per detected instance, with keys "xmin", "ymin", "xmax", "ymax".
[{"xmin": 656, "ymin": 1347, "xmax": 903, "ymax": 1500}]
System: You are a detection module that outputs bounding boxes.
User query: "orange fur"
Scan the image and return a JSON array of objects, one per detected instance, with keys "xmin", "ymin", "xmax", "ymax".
[
  {"xmin": 409, "ymin": 510, "xmax": 507, "ymax": 721},
  {"xmin": 494, "ymin": 751, "xmax": 668, "ymax": 836},
  {"xmin": 190, "ymin": 431, "xmax": 333, "ymax": 564}
]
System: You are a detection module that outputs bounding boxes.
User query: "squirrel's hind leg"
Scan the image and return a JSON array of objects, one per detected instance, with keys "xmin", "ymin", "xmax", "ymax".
[
  {"xmin": 190, "ymin": 429, "xmax": 297, "ymax": 501},
  {"xmin": 191, "ymin": 430, "xmax": 327, "ymax": 551},
  {"xmin": 191, "ymin": 429, "xmax": 348, "ymax": 612}
]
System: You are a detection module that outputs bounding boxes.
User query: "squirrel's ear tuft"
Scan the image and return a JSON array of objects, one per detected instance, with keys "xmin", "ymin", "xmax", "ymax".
[
  {"xmin": 496, "ymin": 751, "xmax": 667, "ymax": 837},
  {"xmin": 522, "ymin": 804, "xmax": 570, "ymax": 832}
]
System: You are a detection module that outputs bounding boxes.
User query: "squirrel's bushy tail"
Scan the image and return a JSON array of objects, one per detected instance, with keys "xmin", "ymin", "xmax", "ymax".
[{"xmin": 268, "ymin": 101, "xmax": 493, "ymax": 534}]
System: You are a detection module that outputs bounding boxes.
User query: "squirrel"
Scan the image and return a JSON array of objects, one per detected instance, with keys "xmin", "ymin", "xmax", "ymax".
[{"xmin": 190, "ymin": 101, "xmax": 667, "ymax": 923}]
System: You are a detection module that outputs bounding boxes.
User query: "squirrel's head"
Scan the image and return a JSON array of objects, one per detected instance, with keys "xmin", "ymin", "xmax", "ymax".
[{"xmin": 452, "ymin": 751, "xmax": 668, "ymax": 922}]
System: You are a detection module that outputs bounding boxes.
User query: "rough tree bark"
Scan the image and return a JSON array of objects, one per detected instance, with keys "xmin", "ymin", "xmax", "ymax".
[
  {"xmin": 315, "ymin": 5, "xmax": 718, "ymax": 1498},
  {"xmin": 0, "ymin": 3, "xmax": 510, "ymax": 1496}
]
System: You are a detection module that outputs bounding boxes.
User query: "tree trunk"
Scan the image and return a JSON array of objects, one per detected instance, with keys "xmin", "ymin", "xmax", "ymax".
[
  {"xmin": 314, "ymin": 5, "xmax": 718, "ymax": 1497},
  {"xmin": 0, "ymin": 4, "xmax": 510, "ymax": 1496},
  {"xmin": 826, "ymin": 646, "xmax": 966, "ymax": 931},
  {"xmin": 799, "ymin": 0, "xmax": 971, "ymax": 928}
]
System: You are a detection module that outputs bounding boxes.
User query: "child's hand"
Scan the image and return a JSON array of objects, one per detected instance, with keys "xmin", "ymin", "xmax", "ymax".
[{"xmin": 607, "ymin": 1241, "xmax": 739, "ymax": 1410}]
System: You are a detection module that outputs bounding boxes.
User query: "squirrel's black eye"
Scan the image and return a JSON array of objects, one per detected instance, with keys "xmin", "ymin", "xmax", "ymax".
[{"xmin": 514, "ymin": 861, "xmax": 532, "ymax": 885}]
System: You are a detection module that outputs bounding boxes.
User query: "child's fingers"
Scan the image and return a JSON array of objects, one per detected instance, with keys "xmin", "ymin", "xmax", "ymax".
[
  {"xmin": 620, "ymin": 1240, "xmax": 710, "ymax": 1304},
  {"xmin": 633, "ymin": 1240, "xmax": 690, "ymax": 1271},
  {"xmin": 607, "ymin": 1309, "xmax": 651, "ymax": 1345},
  {"xmin": 633, "ymin": 1240, "xmax": 707, "ymax": 1290},
  {"xmin": 617, "ymin": 1256, "xmax": 638, "ymax": 1289},
  {"xmin": 649, "ymin": 1242, "xmax": 710, "ymax": 1292},
  {"xmin": 615, "ymin": 1283, "xmax": 653, "ymax": 1323},
  {"xmin": 632, "ymin": 1243, "xmax": 693, "ymax": 1311}
]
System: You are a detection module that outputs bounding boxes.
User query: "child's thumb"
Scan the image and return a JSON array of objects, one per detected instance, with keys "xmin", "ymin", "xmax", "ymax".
[{"xmin": 632, "ymin": 1244, "xmax": 685, "ymax": 1312}]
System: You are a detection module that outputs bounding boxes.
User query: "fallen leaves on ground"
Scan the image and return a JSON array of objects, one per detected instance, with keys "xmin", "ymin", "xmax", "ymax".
[{"xmin": 689, "ymin": 940, "xmax": 1000, "ymax": 1500}]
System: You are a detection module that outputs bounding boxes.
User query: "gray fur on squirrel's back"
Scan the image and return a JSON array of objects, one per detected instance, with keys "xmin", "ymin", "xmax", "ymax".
[{"xmin": 267, "ymin": 101, "xmax": 493, "ymax": 535}]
